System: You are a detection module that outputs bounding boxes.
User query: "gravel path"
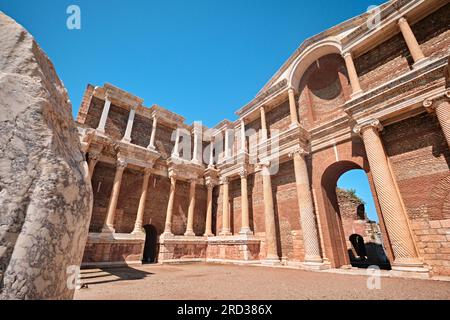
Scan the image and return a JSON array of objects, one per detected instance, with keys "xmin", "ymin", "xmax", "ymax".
[{"xmin": 74, "ymin": 263, "xmax": 450, "ymax": 300}]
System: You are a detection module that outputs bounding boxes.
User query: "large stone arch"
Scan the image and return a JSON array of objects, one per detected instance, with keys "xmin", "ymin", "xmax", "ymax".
[{"xmin": 310, "ymin": 137, "xmax": 393, "ymax": 268}]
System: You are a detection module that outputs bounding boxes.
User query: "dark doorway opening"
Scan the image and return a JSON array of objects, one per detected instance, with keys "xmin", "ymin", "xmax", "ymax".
[{"xmin": 143, "ymin": 225, "xmax": 158, "ymax": 264}]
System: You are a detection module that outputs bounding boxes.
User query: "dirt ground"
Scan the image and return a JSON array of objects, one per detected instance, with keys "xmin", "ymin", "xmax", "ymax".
[{"xmin": 74, "ymin": 263, "xmax": 450, "ymax": 300}]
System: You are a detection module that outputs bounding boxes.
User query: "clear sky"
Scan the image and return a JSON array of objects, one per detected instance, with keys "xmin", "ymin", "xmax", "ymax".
[{"xmin": 1, "ymin": 0, "xmax": 383, "ymax": 221}]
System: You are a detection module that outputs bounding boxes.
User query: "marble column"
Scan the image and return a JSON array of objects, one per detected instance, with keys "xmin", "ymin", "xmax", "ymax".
[
  {"xmin": 192, "ymin": 126, "xmax": 202, "ymax": 165},
  {"xmin": 102, "ymin": 158, "xmax": 127, "ymax": 233},
  {"xmin": 132, "ymin": 168, "xmax": 152, "ymax": 234},
  {"xmin": 398, "ymin": 17, "xmax": 426, "ymax": 66},
  {"xmin": 354, "ymin": 119, "xmax": 423, "ymax": 270},
  {"xmin": 224, "ymin": 129, "xmax": 231, "ymax": 159},
  {"xmin": 424, "ymin": 95, "xmax": 450, "ymax": 148},
  {"xmin": 292, "ymin": 150, "xmax": 323, "ymax": 264},
  {"xmin": 163, "ymin": 175, "xmax": 177, "ymax": 236},
  {"xmin": 204, "ymin": 183, "xmax": 214, "ymax": 237},
  {"xmin": 239, "ymin": 168, "xmax": 252, "ymax": 235},
  {"xmin": 219, "ymin": 177, "xmax": 232, "ymax": 236},
  {"xmin": 147, "ymin": 115, "xmax": 158, "ymax": 151},
  {"xmin": 172, "ymin": 129, "xmax": 180, "ymax": 158},
  {"xmin": 240, "ymin": 119, "xmax": 247, "ymax": 153},
  {"xmin": 122, "ymin": 106, "xmax": 136, "ymax": 143},
  {"xmin": 343, "ymin": 52, "xmax": 363, "ymax": 98},
  {"xmin": 208, "ymin": 137, "xmax": 215, "ymax": 168},
  {"xmin": 288, "ymin": 87, "xmax": 299, "ymax": 127},
  {"xmin": 260, "ymin": 106, "xmax": 268, "ymax": 141},
  {"xmin": 260, "ymin": 162, "xmax": 279, "ymax": 262},
  {"xmin": 97, "ymin": 96, "xmax": 111, "ymax": 133},
  {"xmin": 184, "ymin": 179, "xmax": 197, "ymax": 236}
]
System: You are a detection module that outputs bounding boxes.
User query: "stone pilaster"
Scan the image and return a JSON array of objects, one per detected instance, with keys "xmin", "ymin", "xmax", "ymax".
[
  {"xmin": 204, "ymin": 182, "xmax": 214, "ymax": 237},
  {"xmin": 132, "ymin": 168, "xmax": 152, "ymax": 234},
  {"xmin": 163, "ymin": 175, "xmax": 177, "ymax": 236},
  {"xmin": 208, "ymin": 137, "xmax": 215, "ymax": 168},
  {"xmin": 398, "ymin": 17, "xmax": 426, "ymax": 67},
  {"xmin": 354, "ymin": 119, "xmax": 425, "ymax": 272},
  {"xmin": 291, "ymin": 149, "xmax": 323, "ymax": 264},
  {"xmin": 343, "ymin": 52, "xmax": 363, "ymax": 98},
  {"xmin": 192, "ymin": 125, "xmax": 202, "ymax": 165},
  {"xmin": 172, "ymin": 129, "xmax": 180, "ymax": 158},
  {"xmin": 240, "ymin": 119, "xmax": 247, "ymax": 153},
  {"xmin": 184, "ymin": 179, "xmax": 197, "ymax": 236},
  {"xmin": 219, "ymin": 176, "xmax": 232, "ymax": 236},
  {"xmin": 102, "ymin": 158, "xmax": 127, "ymax": 233},
  {"xmin": 260, "ymin": 162, "xmax": 279, "ymax": 263}
]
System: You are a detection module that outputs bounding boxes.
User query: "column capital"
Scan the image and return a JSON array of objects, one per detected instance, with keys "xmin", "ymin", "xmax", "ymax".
[
  {"xmin": 342, "ymin": 51, "xmax": 353, "ymax": 59},
  {"xmin": 117, "ymin": 158, "xmax": 128, "ymax": 169},
  {"xmin": 89, "ymin": 150, "xmax": 102, "ymax": 161},
  {"xmin": 239, "ymin": 167, "xmax": 248, "ymax": 178},
  {"xmin": 143, "ymin": 167, "xmax": 153, "ymax": 176},
  {"xmin": 423, "ymin": 89, "xmax": 450, "ymax": 113},
  {"xmin": 206, "ymin": 181, "xmax": 215, "ymax": 190},
  {"xmin": 287, "ymin": 86, "xmax": 298, "ymax": 94},
  {"xmin": 397, "ymin": 17, "xmax": 408, "ymax": 25},
  {"xmin": 220, "ymin": 176, "xmax": 229, "ymax": 185},
  {"xmin": 353, "ymin": 119, "xmax": 383, "ymax": 136},
  {"xmin": 289, "ymin": 147, "xmax": 309, "ymax": 159}
]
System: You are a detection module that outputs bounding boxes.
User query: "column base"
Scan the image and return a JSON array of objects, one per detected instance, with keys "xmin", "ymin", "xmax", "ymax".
[
  {"xmin": 184, "ymin": 230, "xmax": 196, "ymax": 237},
  {"xmin": 131, "ymin": 228, "xmax": 145, "ymax": 236},
  {"xmin": 203, "ymin": 232, "xmax": 214, "ymax": 237},
  {"xmin": 261, "ymin": 257, "xmax": 281, "ymax": 266},
  {"xmin": 350, "ymin": 90, "xmax": 364, "ymax": 99},
  {"xmin": 219, "ymin": 231, "xmax": 232, "ymax": 236},
  {"xmin": 289, "ymin": 122, "xmax": 299, "ymax": 130},
  {"xmin": 302, "ymin": 261, "xmax": 331, "ymax": 270},
  {"xmin": 391, "ymin": 259, "xmax": 430, "ymax": 276},
  {"xmin": 160, "ymin": 231, "xmax": 174, "ymax": 241},
  {"xmin": 239, "ymin": 228, "xmax": 253, "ymax": 236},
  {"xmin": 121, "ymin": 137, "xmax": 132, "ymax": 144},
  {"xmin": 101, "ymin": 225, "xmax": 115, "ymax": 234},
  {"xmin": 147, "ymin": 146, "xmax": 157, "ymax": 152},
  {"xmin": 412, "ymin": 57, "xmax": 429, "ymax": 70}
]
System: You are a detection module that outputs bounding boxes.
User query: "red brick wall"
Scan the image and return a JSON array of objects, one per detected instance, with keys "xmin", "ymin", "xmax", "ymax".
[
  {"xmin": 382, "ymin": 112, "xmax": 450, "ymax": 275},
  {"xmin": 298, "ymin": 54, "xmax": 350, "ymax": 130}
]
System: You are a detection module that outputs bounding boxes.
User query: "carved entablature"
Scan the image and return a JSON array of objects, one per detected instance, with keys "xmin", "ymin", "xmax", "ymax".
[{"xmin": 167, "ymin": 157, "xmax": 205, "ymax": 183}]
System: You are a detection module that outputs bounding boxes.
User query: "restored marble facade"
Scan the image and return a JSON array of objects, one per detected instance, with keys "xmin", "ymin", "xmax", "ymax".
[{"xmin": 77, "ymin": 0, "xmax": 450, "ymax": 277}]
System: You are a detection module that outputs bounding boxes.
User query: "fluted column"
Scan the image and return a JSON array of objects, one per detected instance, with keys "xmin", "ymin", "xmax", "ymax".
[
  {"xmin": 122, "ymin": 106, "xmax": 136, "ymax": 143},
  {"xmin": 354, "ymin": 119, "xmax": 422, "ymax": 269},
  {"xmin": 398, "ymin": 17, "xmax": 426, "ymax": 66},
  {"xmin": 163, "ymin": 175, "xmax": 177, "ymax": 236},
  {"xmin": 424, "ymin": 94, "xmax": 450, "ymax": 148},
  {"xmin": 260, "ymin": 107, "xmax": 268, "ymax": 141},
  {"xmin": 288, "ymin": 87, "xmax": 299, "ymax": 127},
  {"xmin": 88, "ymin": 152, "xmax": 100, "ymax": 178},
  {"xmin": 102, "ymin": 158, "xmax": 127, "ymax": 233},
  {"xmin": 291, "ymin": 150, "xmax": 322, "ymax": 264},
  {"xmin": 132, "ymin": 168, "xmax": 152, "ymax": 234},
  {"xmin": 147, "ymin": 115, "xmax": 158, "ymax": 151},
  {"xmin": 219, "ymin": 177, "xmax": 232, "ymax": 236},
  {"xmin": 204, "ymin": 183, "xmax": 214, "ymax": 237},
  {"xmin": 184, "ymin": 179, "xmax": 197, "ymax": 236},
  {"xmin": 97, "ymin": 96, "xmax": 111, "ymax": 133},
  {"xmin": 343, "ymin": 52, "xmax": 363, "ymax": 98},
  {"xmin": 239, "ymin": 168, "xmax": 252, "ymax": 235},
  {"xmin": 260, "ymin": 162, "xmax": 279, "ymax": 262}
]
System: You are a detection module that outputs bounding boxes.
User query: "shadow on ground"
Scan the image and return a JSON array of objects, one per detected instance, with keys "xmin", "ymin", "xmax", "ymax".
[{"xmin": 80, "ymin": 266, "xmax": 153, "ymax": 286}]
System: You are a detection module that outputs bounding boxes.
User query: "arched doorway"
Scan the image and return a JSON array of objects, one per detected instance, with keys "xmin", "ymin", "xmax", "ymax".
[
  {"xmin": 142, "ymin": 225, "xmax": 158, "ymax": 264},
  {"xmin": 320, "ymin": 161, "xmax": 392, "ymax": 269},
  {"xmin": 337, "ymin": 170, "xmax": 391, "ymax": 270}
]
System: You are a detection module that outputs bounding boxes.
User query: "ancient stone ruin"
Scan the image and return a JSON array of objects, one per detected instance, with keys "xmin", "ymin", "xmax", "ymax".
[{"xmin": 0, "ymin": 13, "xmax": 93, "ymax": 299}]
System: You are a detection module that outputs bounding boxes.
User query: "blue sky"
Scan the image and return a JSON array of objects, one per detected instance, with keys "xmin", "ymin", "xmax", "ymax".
[{"xmin": 1, "ymin": 0, "xmax": 383, "ymax": 220}]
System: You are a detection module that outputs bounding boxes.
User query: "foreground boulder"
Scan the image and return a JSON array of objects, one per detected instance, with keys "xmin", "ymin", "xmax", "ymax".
[{"xmin": 0, "ymin": 12, "xmax": 93, "ymax": 299}]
